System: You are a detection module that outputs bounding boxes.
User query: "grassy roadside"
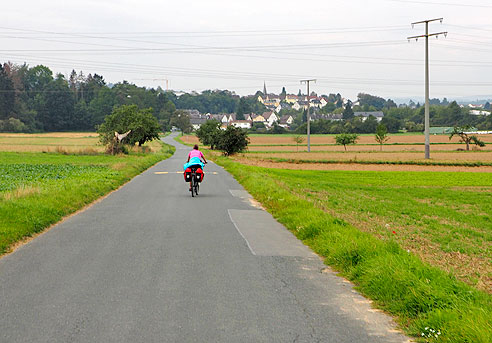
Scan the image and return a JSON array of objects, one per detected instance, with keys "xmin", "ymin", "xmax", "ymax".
[
  {"xmin": 215, "ymin": 157, "xmax": 492, "ymax": 343},
  {"xmin": 0, "ymin": 143, "xmax": 175, "ymax": 255}
]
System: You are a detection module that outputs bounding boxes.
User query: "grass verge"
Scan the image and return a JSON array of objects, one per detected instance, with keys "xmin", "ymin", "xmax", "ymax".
[
  {"xmin": 0, "ymin": 143, "xmax": 175, "ymax": 255},
  {"xmin": 215, "ymin": 156, "xmax": 492, "ymax": 343}
]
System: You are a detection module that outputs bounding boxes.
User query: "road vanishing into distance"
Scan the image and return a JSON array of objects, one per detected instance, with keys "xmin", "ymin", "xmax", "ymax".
[{"xmin": 0, "ymin": 133, "xmax": 410, "ymax": 342}]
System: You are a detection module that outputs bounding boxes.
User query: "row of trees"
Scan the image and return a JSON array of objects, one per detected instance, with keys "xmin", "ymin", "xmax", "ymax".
[
  {"xmin": 0, "ymin": 62, "xmax": 251, "ymax": 133},
  {"xmin": 2, "ymin": 61, "xmax": 491, "ymax": 134}
]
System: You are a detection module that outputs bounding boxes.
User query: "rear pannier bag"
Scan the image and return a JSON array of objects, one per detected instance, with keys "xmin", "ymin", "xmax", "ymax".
[
  {"xmin": 195, "ymin": 168, "xmax": 204, "ymax": 182},
  {"xmin": 184, "ymin": 168, "xmax": 192, "ymax": 182}
]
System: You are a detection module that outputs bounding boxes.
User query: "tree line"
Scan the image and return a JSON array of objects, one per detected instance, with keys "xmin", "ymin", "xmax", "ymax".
[{"xmin": 1, "ymin": 61, "xmax": 491, "ymax": 134}]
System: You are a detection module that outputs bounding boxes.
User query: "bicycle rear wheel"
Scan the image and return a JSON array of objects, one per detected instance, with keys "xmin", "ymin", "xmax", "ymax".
[
  {"xmin": 190, "ymin": 174, "xmax": 195, "ymax": 197},
  {"xmin": 194, "ymin": 182, "xmax": 199, "ymax": 196}
]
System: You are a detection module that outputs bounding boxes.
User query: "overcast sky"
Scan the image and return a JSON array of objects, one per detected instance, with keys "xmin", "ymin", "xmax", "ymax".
[{"xmin": 2, "ymin": 0, "xmax": 492, "ymax": 102}]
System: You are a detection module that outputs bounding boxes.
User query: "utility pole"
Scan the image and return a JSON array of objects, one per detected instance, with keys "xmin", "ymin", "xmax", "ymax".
[
  {"xmin": 300, "ymin": 79, "xmax": 316, "ymax": 152},
  {"xmin": 408, "ymin": 18, "xmax": 447, "ymax": 159}
]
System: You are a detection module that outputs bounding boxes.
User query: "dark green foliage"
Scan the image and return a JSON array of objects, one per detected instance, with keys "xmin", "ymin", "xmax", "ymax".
[
  {"xmin": 176, "ymin": 89, "xmax": 238, "ymax": 113},
  {"xmin": 170, "ymin": 110, "xmax": 192, "ymax": 134},
  {"xmin": 98, "ymin": 105, "xmax": 161, "ymax": 152},
  {"xmin": 271, "ymin": 123, "xmax": 286, "ymax": 134},
  {"xmin": 236, "ymin": 95, "xmax": 266, "ymax": 117},
  {"xmin": 195, "ymin": 119, "xmax": 222, "ymax": 149},
  {"xmin": 216, "ymin": 126, "xmax": 249, "ymax": 156},
  {"xmin": 36, "ymin": 75, "xmax": 75, "ymax": 131},
  {"xmin": 335, "ymin": 133, "xmax": 358, "ymax": 151},
  {"xmin": 342, "ymin": 101, "xmax": 354, "ymax": 120},
  {"xmin": 380, "ymin": 116, "xmax": 401, "ymax": 133},
  {"xmin": 0, "ymin": 64, "xmax": 15, "ymax": 120}
]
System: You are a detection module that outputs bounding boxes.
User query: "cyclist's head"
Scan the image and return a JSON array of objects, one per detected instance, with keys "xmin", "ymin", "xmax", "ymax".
[{"xmin": 193, "ymin": 144, "xmax": 199, "ymax": 150}]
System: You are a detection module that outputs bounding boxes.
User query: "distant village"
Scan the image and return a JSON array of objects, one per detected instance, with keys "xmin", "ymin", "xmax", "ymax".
[
  {"xmin": 182, "ymin": 83, "xmax": 491, "ymax": 132},
  {"xmin": 186, "ymin": 83, "xmax": 385, "ymax": 131}
]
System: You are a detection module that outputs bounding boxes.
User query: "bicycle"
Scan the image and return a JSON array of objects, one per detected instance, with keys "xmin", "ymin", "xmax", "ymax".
[{"xmin": 190, "ymin": 166, "xmax": 200, "ymax": 197}]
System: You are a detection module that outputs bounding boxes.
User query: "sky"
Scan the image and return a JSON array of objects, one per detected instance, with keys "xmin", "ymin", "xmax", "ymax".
[{"xmin": 1, "ymin": 0, "xmax": 492, "ymax": 102}]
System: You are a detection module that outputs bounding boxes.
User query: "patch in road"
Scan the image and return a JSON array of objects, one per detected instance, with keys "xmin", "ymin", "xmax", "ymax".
[{"xmin": 228, "ymin": 209, "xmax": 316, "ymax": 257}]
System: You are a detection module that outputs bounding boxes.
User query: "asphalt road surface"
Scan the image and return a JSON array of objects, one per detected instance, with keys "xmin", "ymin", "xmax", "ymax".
[{"xmin": 0, "ymin": 133, "xmax": 411, "ymax": 343}]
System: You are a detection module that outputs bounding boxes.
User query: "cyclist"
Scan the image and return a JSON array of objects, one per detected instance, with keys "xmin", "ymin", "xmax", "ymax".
[{"xmin": 184, "ymin": 144, "xmax": 207, "ymax": 191}]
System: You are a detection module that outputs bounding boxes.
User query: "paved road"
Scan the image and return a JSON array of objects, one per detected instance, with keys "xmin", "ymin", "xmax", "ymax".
[{"xmin": 0, "ymin": 133, "xmax": 410, "ymax": 342}]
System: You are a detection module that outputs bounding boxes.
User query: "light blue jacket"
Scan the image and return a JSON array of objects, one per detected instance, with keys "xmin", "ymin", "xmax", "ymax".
[{"xmin": 183, "ymin": 157, "xmax": 204, "ymax": 171}]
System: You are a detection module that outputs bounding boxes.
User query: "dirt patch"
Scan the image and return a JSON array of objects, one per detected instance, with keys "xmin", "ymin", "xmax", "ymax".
[{"xmin": 232, "ymin": 157, "xmax": 492, "ymax": 172}]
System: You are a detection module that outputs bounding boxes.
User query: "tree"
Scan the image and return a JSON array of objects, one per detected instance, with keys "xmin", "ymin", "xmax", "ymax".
[
  {"xmin": 216, "ymin": 126, "xmax": 249, "ymax": 156},
  {"xmin": 0, "ymin": 64, "xmax": 15, "ymax": 120},
  {"xmin": 0, "ymin": 117, "xmax": 27, "ymax": 132},
  {"xmin": 343, "ymin": 101, "xmax": 354, "ymax": 120},
  {"xmin": 36, "ymin": 75, "xmax": 75, "ymax": 131},
  {"xmin": 292, "ymin": 135, "xmax": 304, "ymax": 152},
  {"xmin": 170, "ymin": 110, "xmax": 192, "ymax": 133},
  {"xmin": 271, "ymin": 122, "xmax": 286, "ymax": 134},
  {"xmin": 484, "ymin": 102, "xmax": 491, "ymax": 110},
  {"xmin": 375, "ymin": 123, "xmax": 389, "ymax": 151},
  {"xmin": 449, "ymin": 126, "xmax": 485, "ymax": 151},
  {"xmin": 195, "ymin": 119, "xmax": 221, "ymax": 149},
  {"xmin": 335, "ymin": 133, "xmax": 358, "ymax": 151},
  {"xmin": 98, "ymin": 104, "xmax": 160, "ymax": 153},
  {"xmin": 381, "ymin": 116, "xmax": 401, "ymax": 133}
]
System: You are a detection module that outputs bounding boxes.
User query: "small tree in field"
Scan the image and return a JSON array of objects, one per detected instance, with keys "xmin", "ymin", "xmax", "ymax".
[
  {"xmin": 292, "ymin": 135, "xmax": 304, "ymax": 152},
  {"xmin": 195, "ymin": 119, "xmax": 221, "ymax": 150},
  {"xmin": 217, "ymin": 126, "xmax": 249, "ymax": 156},
  {"xmin": 375, "ymin": 123, "xmax": 389, "ymax": 151},
  {"xmin": 335, "ymin": 133, "xmax": 358, "ymax": 151},
  {"xmin": 449, "ymin": 125, "xmax": 485, "ymax": 151}
]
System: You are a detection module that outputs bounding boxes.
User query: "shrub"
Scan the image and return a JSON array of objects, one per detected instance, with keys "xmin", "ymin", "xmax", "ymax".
[{"xmin": 216, "ymin": 126, "xmax": 249, "ymax": 156}]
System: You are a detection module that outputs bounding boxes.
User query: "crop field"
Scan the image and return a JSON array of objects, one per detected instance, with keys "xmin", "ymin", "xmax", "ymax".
[
  {"xmin": 0, "ymin": 134, "xmax": 173, "ymax": 255},
  {"xmin": 182, "ymin": 133, "xmax": 492, "ymax": 168},
  {"xmin": 182, "ymin": 132, "xmax": 492, "ymax": 146},
  {"xmin": 216, "ymin": 157, "xmax": 492, "ymax": 342},
  {"xmin": 0, "ymin": 132, "xmax": 163, "ymax": 153}
]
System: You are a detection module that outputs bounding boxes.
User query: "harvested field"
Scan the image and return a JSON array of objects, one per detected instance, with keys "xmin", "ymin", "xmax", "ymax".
[
  {"xmin": 247, "ymin": 144, "xmax": 484, "ymax": 152},
  {"xmin": 182, "ymin": 133, "xmax": 492, "ymax": 147},
  {"xmin": 247, "ymin": 134, "xmax": 492, "ymax": 145},
  {"xmin": 250, "ymin": 151, "xmax": 492, "ymax": 163},
  {"xmin": 0, "ymin": 133, "xmax": 163, "ymax": 153},
  {"xmin": 232, "ymin": 156, "xmax": 492, "ymax": 172}
]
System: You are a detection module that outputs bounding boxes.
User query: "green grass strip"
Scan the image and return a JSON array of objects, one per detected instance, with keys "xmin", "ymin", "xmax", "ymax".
[
  {"xmin": 215, "ymin": 157, "xmax": 492, "ymax": 343},
  {"xmin": 0, "ymin": 143, "xmax": 175, "ymax": 255}
]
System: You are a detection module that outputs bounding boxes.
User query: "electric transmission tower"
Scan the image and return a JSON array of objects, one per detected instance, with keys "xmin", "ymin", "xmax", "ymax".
[{"xmin": 408, "ymin": 18, "xmax": 447, "ymax": 159}]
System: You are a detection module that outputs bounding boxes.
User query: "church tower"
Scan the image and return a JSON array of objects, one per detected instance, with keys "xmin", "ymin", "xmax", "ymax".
[{"xmin": 263, "ymin": 81, "xmax": 267, "ymax": 99}]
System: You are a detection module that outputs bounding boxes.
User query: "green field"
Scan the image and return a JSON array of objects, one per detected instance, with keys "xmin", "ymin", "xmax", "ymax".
[
  {"xmin": 0, "ymin": 144, "xmax": 174, "ymax": 255},
  {"xmin": 217, "ymin": 157, "xmax": 492, "ymax": 343}
]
